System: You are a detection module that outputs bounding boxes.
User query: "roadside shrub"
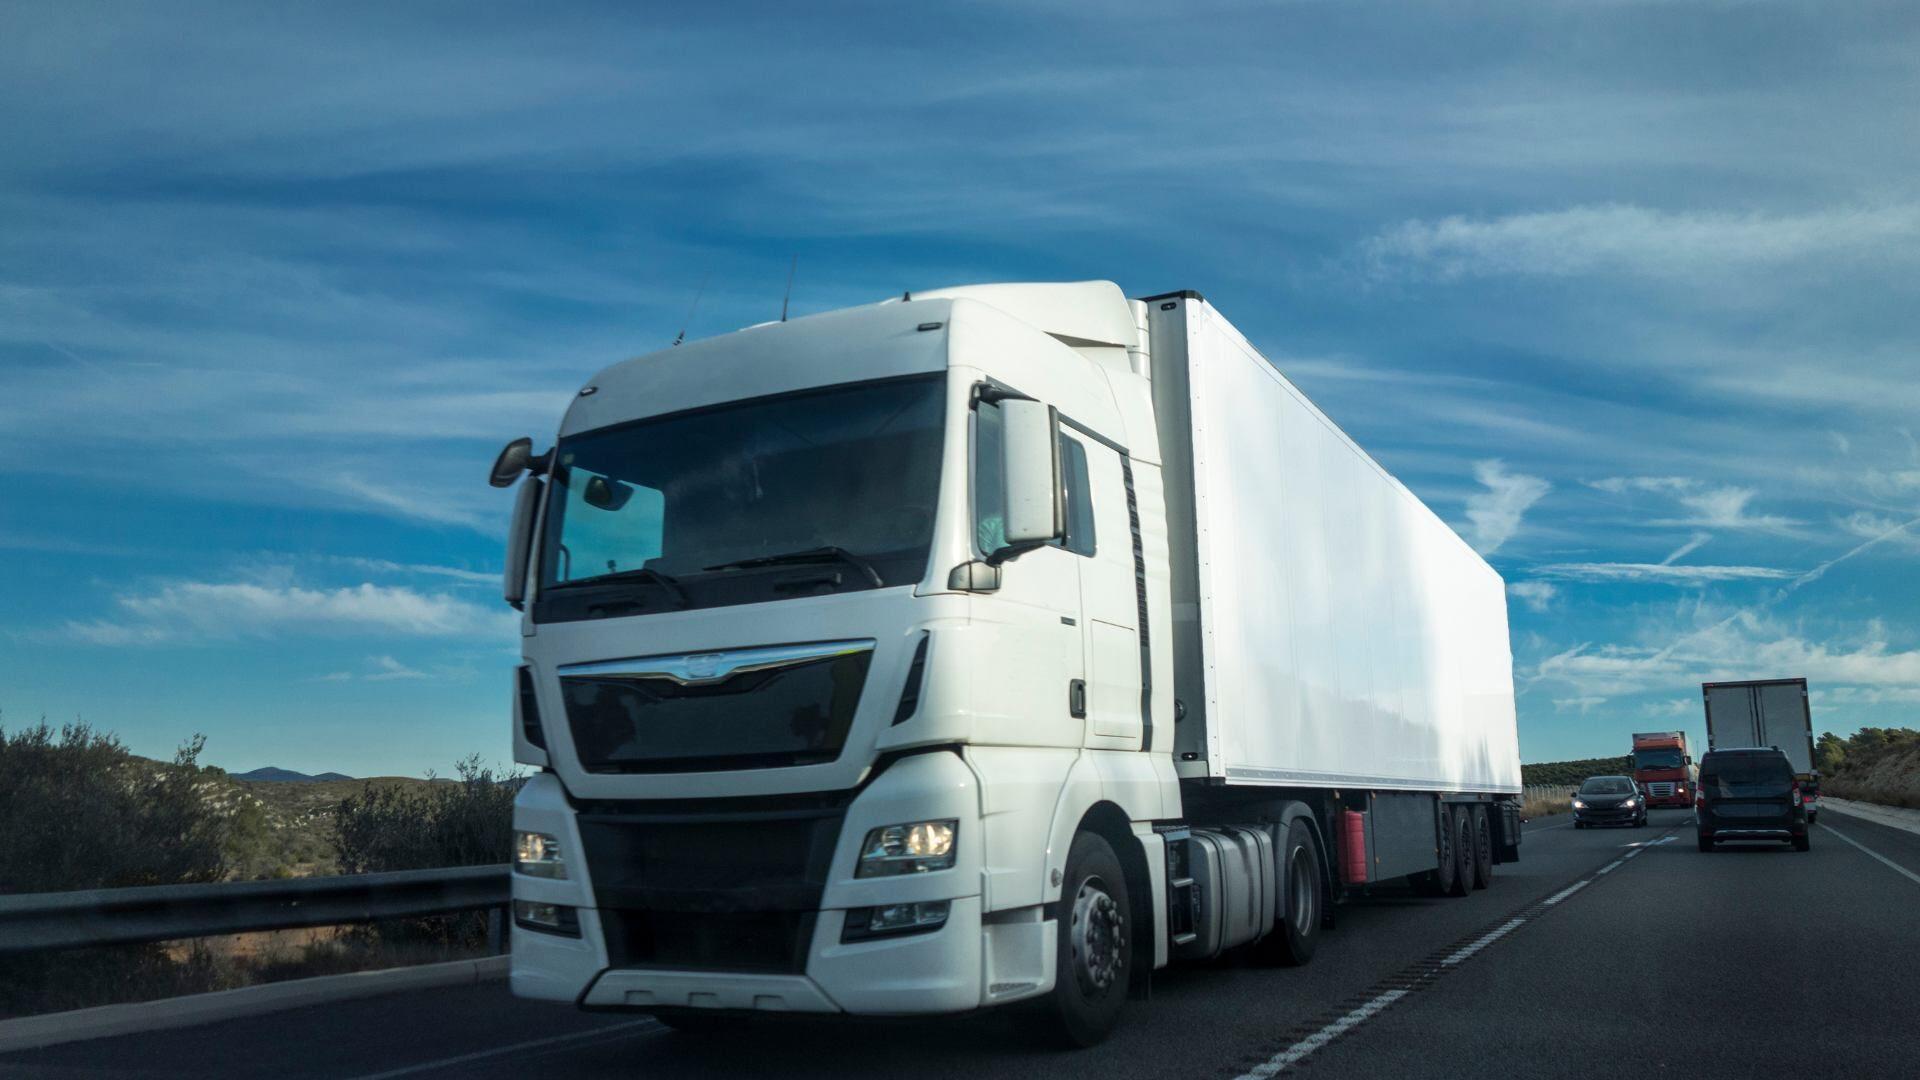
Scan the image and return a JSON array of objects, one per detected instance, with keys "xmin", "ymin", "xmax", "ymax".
[
  {"xmin": 1822, "ymin": 727, "xmax": 1920, "ymax": 809},
  {"xmin": 0, "ymin": 719, "xmax": 236, "ymax": 1018},
  {"xmin": 329, "ymin": 757, "xmax": 521, "ymax": 949}
]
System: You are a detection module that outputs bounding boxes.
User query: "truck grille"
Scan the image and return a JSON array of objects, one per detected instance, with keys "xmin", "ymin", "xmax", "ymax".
[
  {"xmin": 1648, "ymin": 782, "xmax": 1676, "ymax": 797},
  {"xmin": 558, "ymin": 641, "xmax": 874, "ymax": 774},
  {"xmin": 575, "ymin": 792, "xmax": 849, "ymax": 973}
]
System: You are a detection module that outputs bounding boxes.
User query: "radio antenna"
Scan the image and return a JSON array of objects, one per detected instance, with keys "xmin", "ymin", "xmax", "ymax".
[
  {"xmin": 780, "ymin": 255, "xmax": 797, "ymax": 322},
  {"xmin": 673, "ymin": 272, "xmax": 710, "ymax": 347}
]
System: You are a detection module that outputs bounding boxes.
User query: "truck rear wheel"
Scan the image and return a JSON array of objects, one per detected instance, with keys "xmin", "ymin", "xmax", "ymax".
[
  {"xmin": 1031, "ymin": 831, "xmax": 1132, "ymax": 1047},
  {"xmin": 1252, "ymin": 819, "xmax": 1323, "ymax": 966},
  {"xmin": 1446, "ymin": 808, "xmax": 1473, "ymax": 897},
  {"xmin": 1470, "ymin": 806, "xmax": 1493, "ymax": 890}
]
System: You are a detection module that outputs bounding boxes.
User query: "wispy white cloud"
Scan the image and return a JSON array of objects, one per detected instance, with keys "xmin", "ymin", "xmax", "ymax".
[
  {"xmin": 1660, "ymin": 532, "xmax": 1712, "ymax": 565},
  {"xmin": 1535, "ymin": 562, "xmax": 1793, "ymax": 584},
  {"xmin": 1508, "ymin": 580, "xmax": 1558, "ymax": 613},
  {"xmin": 1588, "ymin": 477, "xmax": 1799, "ymax": 531},
  {"xmin": 366, "ymin": 655, "xmax": 430, "ymax": 681},
  {"xmin": 64, "ymin": 581, "xmax": 513, "ymax": 645},
  {"xmin": 1464, "ymin": 459, "xmax": 1550, "ymax": 554},
  {"xmin": 1363, "ymin": 203, "xmax": 1920, "ymax": 283}
]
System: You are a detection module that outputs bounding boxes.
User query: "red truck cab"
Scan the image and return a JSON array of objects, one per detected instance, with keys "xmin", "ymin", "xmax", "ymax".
[{"xmin": 1631, "ymin": 731, "xmax": 1695, "ymax": 808}]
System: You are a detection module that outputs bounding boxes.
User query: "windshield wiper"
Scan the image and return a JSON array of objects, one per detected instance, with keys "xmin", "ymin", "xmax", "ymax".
[
  {"xmin": 544, "ymin": 566, "xmax": 691, "ymax": 609},
  {"xmin": 703, "ymin": 546, "xmax": 885, "ymax": 588}
]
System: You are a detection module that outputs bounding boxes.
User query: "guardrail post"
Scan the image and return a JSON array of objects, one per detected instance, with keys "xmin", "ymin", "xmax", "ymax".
[{"xmin": 487, "ymin": 904, "xmax": 508, "ymax": 955}]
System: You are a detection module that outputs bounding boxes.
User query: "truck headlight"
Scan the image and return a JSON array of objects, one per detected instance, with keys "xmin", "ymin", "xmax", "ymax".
[
  {"xmin": 857, "ymin": 820, "xmax": 957, "ymax": 877},
  {"xmin": 514, "ymin": 831, "xmax": 567, "ymax": 879}
]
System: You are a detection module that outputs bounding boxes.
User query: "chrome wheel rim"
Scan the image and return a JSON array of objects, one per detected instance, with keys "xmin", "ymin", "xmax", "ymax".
[{"xmin": 1069, "ymin": 876, "xmax": 1125, "ymax": 996}]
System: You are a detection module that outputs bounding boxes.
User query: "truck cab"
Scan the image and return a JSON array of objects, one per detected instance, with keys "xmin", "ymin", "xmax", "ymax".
[
  {"xmin": 502, "ymin": 285, "xmax": 1177, "ymax": 1029},
  {"xmin": 1630, "ymin": 731, "xmax": 1694, "ymax": 809}
]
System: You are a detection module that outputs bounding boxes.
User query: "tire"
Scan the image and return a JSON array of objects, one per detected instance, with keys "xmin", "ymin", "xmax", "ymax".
[
  {"xmin": 1446, "ymin": 808, "xmax": 1473, "ymax": 898},
  {"xmin": 1252, "ymin": 819, "xmax": 1323, "ymax": 966},
  {"xmin": 1697, "ymin": 834, "xmax": 1714, "ymax": 853},
  {"xmin": 1573, "ymin": 821, "xmax": 1586, "ymax": 830},
  {"xmin": 1470, "ymin": 806, "xmax": 1493, "ymax": 890},
  {"xmin": 1413, "ymin": 804, "xmax": 1459, "ymax": 897},
  {"xmin": 1032, "ymin": 831, "xmax": 1133, "ymax": 1047},
  {"xmin": 1793, "ymin": 833, "xmax": 1811, "ymax": 852}
]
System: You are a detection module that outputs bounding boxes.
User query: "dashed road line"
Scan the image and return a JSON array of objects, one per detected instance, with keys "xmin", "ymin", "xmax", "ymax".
[
  {"xmin": 1227, "ymin": 824, "xmax": 1682, "ymax": 1080},
  {"xmin": 1822, "ymin": 822, "xmax": 1920, "ymax": 888},
  {"xmin": 1541, "ymin": 880, "xmax": 1588, "ymax": 906}
]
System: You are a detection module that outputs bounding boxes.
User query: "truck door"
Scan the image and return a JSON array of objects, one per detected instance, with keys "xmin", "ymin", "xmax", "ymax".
[
  {"xmin": 1062, "ymin": 432, "xmax": 1144, "ymax": 747},
  {"xmin": 1705, "ymin": 684, "xmax": 1758, "ymax": 748}
]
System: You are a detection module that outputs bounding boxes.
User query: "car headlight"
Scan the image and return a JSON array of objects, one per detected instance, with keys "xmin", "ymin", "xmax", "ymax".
[
  {"xmin": 1571, "ymin": 798, "xmax": 1586, "ymax": 809},
  {"xmin": 514, "ymin": 830, "xmax": 567, "ymax": 879},
  {"xmin": 857, "ymin": 820, "xmax": 958, "ymax": 877},
  {"xmin": 1621, "ymin": 798, "xmax": 1638, "ymax": 808}
]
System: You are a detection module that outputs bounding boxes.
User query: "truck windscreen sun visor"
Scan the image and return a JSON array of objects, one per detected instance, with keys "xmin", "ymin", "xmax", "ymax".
[{"xmin": 558, "ymin": 641, "xmax": 874, "ymax": 773}]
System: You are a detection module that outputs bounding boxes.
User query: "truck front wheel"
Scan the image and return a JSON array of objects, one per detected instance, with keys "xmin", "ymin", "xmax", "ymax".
[{"xmin": 1033, "ymin": 831, "xmax": 1132, "ymax": 1047}]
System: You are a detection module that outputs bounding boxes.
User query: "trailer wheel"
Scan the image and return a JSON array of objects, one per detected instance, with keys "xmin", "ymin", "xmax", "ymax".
[
  {"xmin": 1470, "ymin": 806, "xmax": 1493, "ymax": 890},
  {"xmin": 1029, "ymin": 831, "xmax": 1132, "ymax": 1047},
  {"xmin": 1446, "ymin": 808, "xmax": 1473, "ymax": 897},
  {"xmin": 1252, "ymin": 819, "xmax": 1323, "ymax": 966},
  {"xmin": 1412, "ymin": 805, "xmax": 1459, "ymax": 897}
]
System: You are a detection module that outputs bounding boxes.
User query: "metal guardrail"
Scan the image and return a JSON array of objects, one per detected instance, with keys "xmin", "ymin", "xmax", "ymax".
[{"xmin": 0, "ymin": 865, "xmax": 510, "ymax": 954}]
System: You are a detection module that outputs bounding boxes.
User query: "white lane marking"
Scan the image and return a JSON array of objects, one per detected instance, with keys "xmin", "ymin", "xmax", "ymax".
[
  {"xmin": 1235, "ymin": 989, "xmax": 1410, "ymax": 1079},
  {"xmin": 1439, "ymin": 917, "xmax": 1525, "ymax": 966},
  {"xmin": 1542, "ymin": 880, "xmax": 1589, "ymax": 905},
  {"xmin": 346, "ymin": 1019, "xmax": 662, "ymax": 1080},
  {"xmin": 1595, "ymin": 859, "xmax": 1624, "ymax": 875},
  {"xmin": 1822, "ymin": 822, "xmax": 1920, "ymax": 888},
  {"xmin": 1527, "ymin": 821, "xmax": 1573, "ymax": 832}
]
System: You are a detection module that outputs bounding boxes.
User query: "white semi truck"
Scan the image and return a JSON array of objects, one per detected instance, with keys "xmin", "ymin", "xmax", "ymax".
[{"xmin": 492, "ymin": 282, "xmax": 1523, "ymax": 1044}]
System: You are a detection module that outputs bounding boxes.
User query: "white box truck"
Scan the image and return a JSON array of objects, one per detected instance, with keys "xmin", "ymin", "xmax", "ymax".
[
  {"xmin": 1702, "ymin": 678, "xmax": 1819, "ymax": 820},
  {"xmin": 492, "ymin": 282, "xmax": 1523, "ymax": 1045}
]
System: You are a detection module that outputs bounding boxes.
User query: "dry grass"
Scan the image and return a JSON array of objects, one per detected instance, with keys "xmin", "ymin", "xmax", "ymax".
[{"xmin": 1522, "ymin": 794, "xmax": 1572, "ymax": 819}]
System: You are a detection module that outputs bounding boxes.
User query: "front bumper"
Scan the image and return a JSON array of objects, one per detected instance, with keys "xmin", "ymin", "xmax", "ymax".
[
  {"xmin": 1573, "ymin": 806, "xmax": 1644, "ymax": 826},
  {"xmin": 509, "ymin": 752, "xmax": 1053, "ymax": 1017}
]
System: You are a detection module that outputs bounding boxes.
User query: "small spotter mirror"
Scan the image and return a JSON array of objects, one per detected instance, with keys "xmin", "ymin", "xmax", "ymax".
[
  {"xmin": 490, "ymin": 437, "xmax": 533, "ymax": 488},
  {"xmin": 583, "ymin": 475, "xmax": 635, "ymax": 511}
]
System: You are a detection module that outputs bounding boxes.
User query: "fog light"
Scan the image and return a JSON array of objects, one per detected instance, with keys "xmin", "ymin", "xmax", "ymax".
[
  {"xmin": 514, "ymin": 831, "xmax": 567, "ymax": 879},
  {"xmin": 513, "ymin": 899, "xmax": 580, "ymax": 937},
  {"xmin": 842, "ymin": 900, "xmax": 949, "ymax": 941}
]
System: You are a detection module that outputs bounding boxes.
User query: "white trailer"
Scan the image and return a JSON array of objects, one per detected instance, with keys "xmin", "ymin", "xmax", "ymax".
[{"xmin": 492, "ymin": 281, "xmax": 1523, "ymax": 1045}]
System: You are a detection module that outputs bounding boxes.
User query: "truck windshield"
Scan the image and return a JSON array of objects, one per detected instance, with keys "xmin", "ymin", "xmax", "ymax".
[
  {"xmin": 536, "ymin": 374, "xmax": 944, "ymax": 619},
  {"xmin": 1633, "ymin": 748, "xmax": 1683, "ymax": 770}
]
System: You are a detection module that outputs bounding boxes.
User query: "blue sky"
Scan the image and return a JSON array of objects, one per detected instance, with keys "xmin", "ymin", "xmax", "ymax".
[{"xmin": 3, "ymin": 1, "xmax": 1918, "ymax": 776}]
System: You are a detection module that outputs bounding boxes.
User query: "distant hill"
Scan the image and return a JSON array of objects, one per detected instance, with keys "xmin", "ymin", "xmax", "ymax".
[{"xmin": 232, "ymin": 767, "xmax": 356, "ymax": 782}]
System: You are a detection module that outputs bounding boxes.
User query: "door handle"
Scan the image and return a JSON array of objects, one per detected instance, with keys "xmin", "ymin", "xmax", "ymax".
[{"xmin": 1069, "ymin": 678, "xmax": 1087, "ymax": 718}]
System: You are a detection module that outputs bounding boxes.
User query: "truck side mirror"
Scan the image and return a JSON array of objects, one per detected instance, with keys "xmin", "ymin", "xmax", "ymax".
[
  {"xmin": 503, "ymin": 477, "xmax": 544, "ymax": 609},
  {"xmin": 490, "ymin": 437, "xmax": 534, "ymax": 488},
  {"xmin": 997, "ymin": 399, "xmax": 1064, "ymax": 555}
]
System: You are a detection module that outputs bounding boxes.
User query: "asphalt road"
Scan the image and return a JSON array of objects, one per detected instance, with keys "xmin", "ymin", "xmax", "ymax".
[{"xmin": 6, "ymin": 808, "xmax": 1917, "ymax": 1079}]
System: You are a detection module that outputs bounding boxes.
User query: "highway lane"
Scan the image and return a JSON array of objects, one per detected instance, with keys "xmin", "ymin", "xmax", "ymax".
[
  {"xmin": 1301, "ymin": 809, "xmax": 1920, "ymax": 1079},
  {"xmin": 14, "ymin": 809, "xmax": 1908, "ymax": 1079}
]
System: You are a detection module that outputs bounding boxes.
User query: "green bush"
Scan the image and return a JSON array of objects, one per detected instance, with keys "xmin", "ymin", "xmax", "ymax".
[
  {"xmin": 1521, "ymin": 756, "xmax": 1633, "ymax": 787},
  {"xmin": 329, "ymin": 756, "xmax": 521, "ymax": 949},
  {"xmin": 1821, "ymin": 727, "xmax": 1920, "ymax": 808},
  {"xmin": 0, "ymin": 719, "xmax": 241, "ymax": 1018}
]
